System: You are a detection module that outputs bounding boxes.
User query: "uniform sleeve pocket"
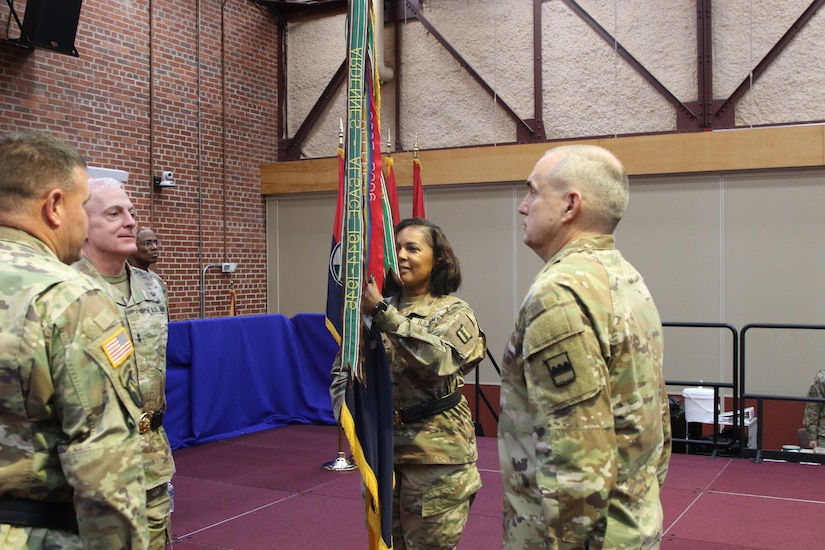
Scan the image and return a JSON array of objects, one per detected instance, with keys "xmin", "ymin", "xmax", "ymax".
[
  {"xmin": 524, "ymin": 306, "xmax": 603, "ymax": 415},
  {"xmin": 85, "ymin": 329, "xmax": 144, "ymax": 421}
]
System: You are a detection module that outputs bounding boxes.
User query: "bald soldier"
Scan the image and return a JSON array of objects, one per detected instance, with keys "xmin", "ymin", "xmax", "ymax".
[
  {"xmin": 499, "ymin": 145, "xmax": 671, "ymax": 549},
  {"xmin": 0, "ymin": 131, "xmax": 147, "ymax": 548}
]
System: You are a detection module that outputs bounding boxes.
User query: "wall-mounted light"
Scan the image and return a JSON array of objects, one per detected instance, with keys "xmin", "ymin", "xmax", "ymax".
[{"xmin": 153, "ymin": 170, "xmax": 175, "ymax": 189}]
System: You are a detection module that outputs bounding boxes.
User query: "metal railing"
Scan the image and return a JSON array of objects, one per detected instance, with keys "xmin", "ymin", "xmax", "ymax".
[
  {"xmin": 663, "ymin": 322, "xmax": 738, "ymax": 457},
  {"xmin": 470, "ymin": 320, "xmax": 825, "ymax": 464},
  {"xmin": 739, "ymin": 323, "xmax": 825, "ymax": 464}
]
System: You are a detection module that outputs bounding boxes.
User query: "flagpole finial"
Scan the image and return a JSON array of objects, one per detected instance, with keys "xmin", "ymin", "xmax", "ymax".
[
  {"xmin": 339, "ymin": 118, "xmax": 344, "ymax": 147},
  {"xmin": 414, "ymin": 135, "xmax": 419, "ymax": 159}
]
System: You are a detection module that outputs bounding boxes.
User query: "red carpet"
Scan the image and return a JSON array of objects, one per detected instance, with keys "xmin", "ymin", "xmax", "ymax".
[{"xmin": 169, "ymin": 425, "xmax": 825, "ymax": 549}]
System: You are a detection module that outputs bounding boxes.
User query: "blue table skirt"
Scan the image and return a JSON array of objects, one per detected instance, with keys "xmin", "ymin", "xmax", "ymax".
[{"xmin": 164, "ymin": 313, "xmax": 338, "ymax": 449}]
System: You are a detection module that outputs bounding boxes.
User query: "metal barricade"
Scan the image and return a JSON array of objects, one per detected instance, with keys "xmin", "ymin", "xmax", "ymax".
[
  {"xmin": 740, "ymin": 323, "xmax": 825, "ymax": 464},
  {"xmin": 663, "ymin": 322, "xmax": 739, "ymax": 458}
]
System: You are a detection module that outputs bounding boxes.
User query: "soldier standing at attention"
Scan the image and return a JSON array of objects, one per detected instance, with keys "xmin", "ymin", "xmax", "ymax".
[
  {"xmin": 0, "ymin": 131, "xmax": 148, "ymax": 548},
  {"xmin": 499, "ymin": 145, "xmax": 671, "ymax": 549},
  {"xmin": 74, "ymin": 178, "xmax": 174, "ymax": 549},
  {"xmin": 129, "ymin": 227, "xmax": 161, "ymax": 272}
]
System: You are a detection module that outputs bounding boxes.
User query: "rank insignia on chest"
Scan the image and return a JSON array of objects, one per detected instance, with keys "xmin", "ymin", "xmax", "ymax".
[{"xmin": 544, "ymin": 352, "xmax": 576, "ymax": 387}]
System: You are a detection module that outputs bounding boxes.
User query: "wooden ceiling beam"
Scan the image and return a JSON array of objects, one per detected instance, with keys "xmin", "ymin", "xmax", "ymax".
[{"xmin": 260, "ymin": 125, "xmax": 825, "ymax": 195}]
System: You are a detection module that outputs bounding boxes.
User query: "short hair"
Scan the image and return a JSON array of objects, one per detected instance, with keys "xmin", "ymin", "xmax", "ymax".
[
  {"xmin": 0, "ymin": 131, "xmax": 86, "ymax": 212},
  {"xmin": 88, "ymin": 177, "xmax": 125, "ymax": 192},
  {"xmin": 546, "ymin": 144, "xmax": 630, "ymax": 229},
  {"xmin": 394, "ymin": 217, "xmax": 462, "ymax": 296}
]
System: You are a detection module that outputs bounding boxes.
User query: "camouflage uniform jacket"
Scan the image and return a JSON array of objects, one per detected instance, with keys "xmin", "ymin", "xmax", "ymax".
[
  {"xmin": 0, "ymin": 227, "xmax": 148, "ymax": 548},
  {"xmin": 74, "ymin": 257, "xmax": 175, "ymax": 490},
  {"xmin": 804, "ymin": 369, "xmax": 825, "ymax": 444},
  {"xmin": 378, "ymin": 293, "xmax": 486, "ymax": 464},
  {"xmin": 499, "ymin": 235, "xmax": 671, "ymax": 550},
  {"xmin": 330, "ymin": 293, "xmax": 486, "ymax": 465}
]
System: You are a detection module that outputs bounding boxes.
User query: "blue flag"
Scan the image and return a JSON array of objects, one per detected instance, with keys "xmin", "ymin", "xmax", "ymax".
[
  {"xmin": 325, "ymin": 145, "xmax": 345, "ymax": 342},
  {"xmin": 339, "ymin": 324, "xmax": 394, "ymax": 550}
]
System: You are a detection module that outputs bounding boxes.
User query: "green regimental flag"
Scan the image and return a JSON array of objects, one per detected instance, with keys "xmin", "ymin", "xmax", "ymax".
[{"xmin": 341, "ymin": 0, "xmax": 368, "ymax": 377}]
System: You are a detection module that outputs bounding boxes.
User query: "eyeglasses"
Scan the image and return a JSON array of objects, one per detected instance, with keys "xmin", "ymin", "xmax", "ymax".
[{"xmin": 140, "ymin": 239, "xmax": 159, "ymax": 247}]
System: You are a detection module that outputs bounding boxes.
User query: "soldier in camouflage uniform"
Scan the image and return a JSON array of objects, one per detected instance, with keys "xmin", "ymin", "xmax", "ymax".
[
  {"xmin": 331, "ymin": 217, "xmax": 486, "ymax": 550},
  {"xmin": 74, "ymin": 178, "xmax": 175, "ymax": 549},
  {"xmin": 803, "ymin": 369, "xmax": 825, "ymax": 453},
  {"xmin": 129, "ymin": 227, "xmax": 161, "ymax": 272},
  {"xmin": 0, "ymin": 131, "xmax": 148, "ymax": 548},
  {"xmin": 499, "ymin": 145, "xmax": 671, "ymax": 549}
]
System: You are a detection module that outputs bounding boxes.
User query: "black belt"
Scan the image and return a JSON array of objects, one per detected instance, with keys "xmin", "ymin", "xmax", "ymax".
[
  {"xmin": 139, "ymin": 410, "xmax": 164, "ymax": 434},
  {"xmin": 395, "ymin": 390, "xmax": 462, "ymax": 425},
  {"xmin": 0, "ymin": 499, "xmax": 78, "ymax": 533}
]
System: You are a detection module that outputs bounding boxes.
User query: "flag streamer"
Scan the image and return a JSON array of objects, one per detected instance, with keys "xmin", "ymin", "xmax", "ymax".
[
  {"xmin": 341, "ymin": 0, "xmax": 368, "ymax": 377},
  {"xmin": 330, "ymin": 2, "xmax": 396, "ymax": 549}
]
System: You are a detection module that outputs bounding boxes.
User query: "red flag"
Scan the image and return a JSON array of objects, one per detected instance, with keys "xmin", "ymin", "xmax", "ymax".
[
  {"xmin": 366, "ymin": 91, "xmax": 387, "ymax": 293},
  {"xmin": 413, "ymin": 157, "xmax": 425, "ymax": 218},
  {"xmin": 384, "ymin": 156, "xmax": 400, "ymax": 227}
]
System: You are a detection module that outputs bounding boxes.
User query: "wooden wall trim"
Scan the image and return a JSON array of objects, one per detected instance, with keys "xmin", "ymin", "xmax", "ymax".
[{"xmin": 260, "ymin": 125, "xmax": 825, "ymax": 195}]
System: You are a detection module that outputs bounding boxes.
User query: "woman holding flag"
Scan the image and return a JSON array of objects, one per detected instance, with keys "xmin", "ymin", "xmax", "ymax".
[{"xmin": 331, "ymin": 217, "xmax": 486, "ymax": 549}]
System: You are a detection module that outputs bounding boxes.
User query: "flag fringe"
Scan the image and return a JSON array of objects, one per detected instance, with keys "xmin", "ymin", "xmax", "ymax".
[{"xmin": 339, "ymin": 401, "xmax": 393, "ymax": 550}]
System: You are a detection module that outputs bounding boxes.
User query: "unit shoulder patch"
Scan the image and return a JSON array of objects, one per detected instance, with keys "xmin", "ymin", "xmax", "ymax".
[{"xmin": 544, "ymin": 351, "xmax": 576, "ymax": 387}]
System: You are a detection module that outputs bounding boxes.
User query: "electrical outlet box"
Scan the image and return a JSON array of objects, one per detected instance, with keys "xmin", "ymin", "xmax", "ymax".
[{"xmin": 221, "ymin": 263, "xmax": 237, "ymax": 273}]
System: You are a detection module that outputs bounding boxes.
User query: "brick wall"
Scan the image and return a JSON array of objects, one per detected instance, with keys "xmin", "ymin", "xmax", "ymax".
[{"xmin": 0, "ymin": 0, "xmax": 279, "ymax": 320}]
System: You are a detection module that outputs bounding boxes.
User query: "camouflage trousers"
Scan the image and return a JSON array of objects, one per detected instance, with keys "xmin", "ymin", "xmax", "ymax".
[
  {"xmin": 0, "ymin": 524, "xmax": 86, "ymax": 549},
  {"xmin": 392, "ymin": 462, "xmax": 482, "ymax": 550},
  {"xmin": 147, "ymin": 481, "xmax": 172, "ymax": 549}
]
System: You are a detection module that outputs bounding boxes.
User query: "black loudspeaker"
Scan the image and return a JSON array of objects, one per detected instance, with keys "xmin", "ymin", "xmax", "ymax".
[{"xmin": 22, "ymin": 0, "xmax": 83, "ymax": 57}]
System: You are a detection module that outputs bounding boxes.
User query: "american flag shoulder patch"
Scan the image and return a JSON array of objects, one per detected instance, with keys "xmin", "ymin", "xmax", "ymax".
[{"xmin": 102, "ymin": 327, "xmax": 134, "ymax": 368}]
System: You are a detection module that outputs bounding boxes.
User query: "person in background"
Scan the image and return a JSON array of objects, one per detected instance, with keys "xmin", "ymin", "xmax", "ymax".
[
  {"xmin": 129, "ymin": 227, "xmax": 160, "ymax": 271},
  {"xmin": 803, "ymin": 369, "xmax": 825, "ymax": 453},
  {"xmin": 330, "ymin": 217, "xmax": 487, "ymax": 550},
  {"xmin": 499, "ymin": 145, "xmax": 671, "ymax": 549},
  {"xmin": 74, "ymin": 178, "xmax": 175, "ymax": 549},
  {"xmin": 0, "ymin": 131, "xmax": 147, "ymax": 548}
]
